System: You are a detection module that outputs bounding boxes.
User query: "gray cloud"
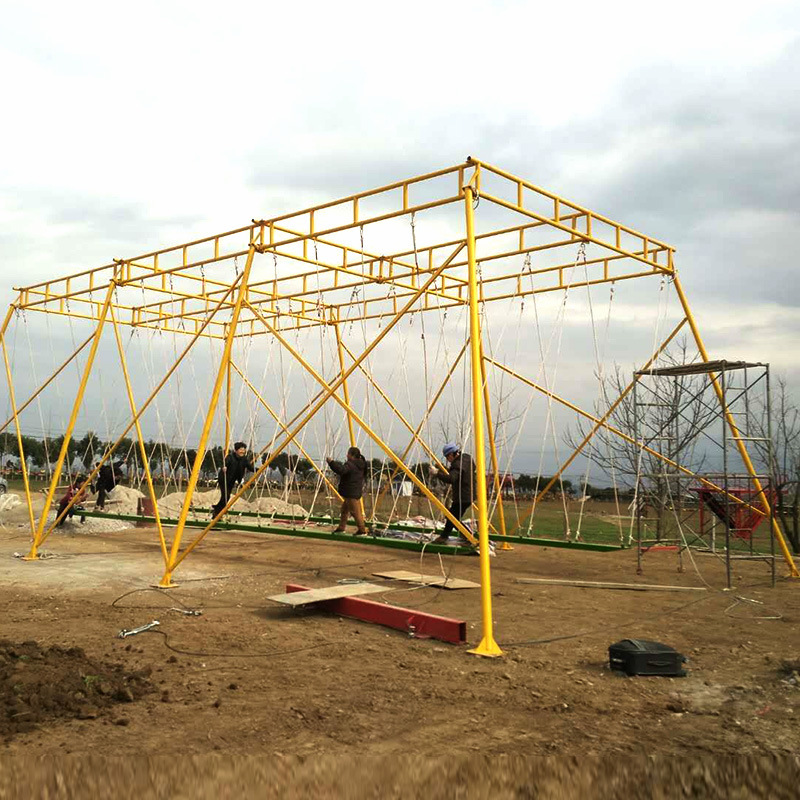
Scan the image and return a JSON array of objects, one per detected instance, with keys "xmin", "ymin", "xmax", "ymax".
[
  {"xmin": 0, "ymin": 188, "xmax": 206, "ymax": 295},
  {"xmin": 245, "ymin": 37, "xmax": 800, "ymax": 313},
  {"xmin": 3, "ymin": 5, "xmax": 799, "ymax": 480}
]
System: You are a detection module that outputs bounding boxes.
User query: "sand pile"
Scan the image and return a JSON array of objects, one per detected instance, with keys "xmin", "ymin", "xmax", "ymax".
[
  {"xmin": 57, "ymin": 514, "xmax": 133, "ymax": 534},
  {"xmin": 0, "ymin": 485, "xmax": 307, "ymax": 535},
  {"xmin": 96, "ymin": 485, "xmax": 144, "ymax": 516},
  {"xmin": 158, "ymin": 490, "xmax": 217, "ymax": 520},
  {"xmin": 0, "ymin": 494, "xmax": 43, "ymax": 530},
  {"xmin": 157, "ymin": 490, "xmax": 306, "ymax": 520},
  {"xmin": 50, "ymin": 485, "xmax": 143, "ymax": 532},
  {"xmin": 0, "ymin": 492, "xmax": 133, "ymax": 534},
  {"xmin": 0, "ymin": 494, "xmax": 22, "ymax": 514},
  {"xmin": 253, "ymin": 496, "xmax": 306, "ymax": 517}
]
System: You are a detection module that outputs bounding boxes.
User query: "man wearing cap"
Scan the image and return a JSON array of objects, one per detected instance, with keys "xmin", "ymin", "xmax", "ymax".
[{"xmin": 430, "ymin": 443, "xmax": 476, "ymax": 544}]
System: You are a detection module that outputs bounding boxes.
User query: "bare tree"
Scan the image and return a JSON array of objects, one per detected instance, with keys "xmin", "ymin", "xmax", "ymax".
[
  {"xmin": 749, "ymin": 376, "xmax": 800, "ymax": 553},
  {"xmin": 566, "ymin": 339, "xmax": 718, "ymax": 539}
]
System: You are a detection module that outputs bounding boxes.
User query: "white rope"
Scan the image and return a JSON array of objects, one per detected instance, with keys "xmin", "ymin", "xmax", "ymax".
[
  {"xmin": 22, "ymin": 310, "xmax": 53, "ymax": 480},
  {"xmin": 525, "ymin": 245, "xmax": 585, "ymax": 538},
  {"xmin": 573, "ymin": 266, "xmax": 614, "ymax": 541},
  {"xmin": 627, "ymin": 274, "xmax": 672, "ymax": 545}
]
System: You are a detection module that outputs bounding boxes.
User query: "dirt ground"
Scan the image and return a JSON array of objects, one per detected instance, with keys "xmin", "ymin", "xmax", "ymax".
[{"xmin": 1, "ymin": 498, "xmax": 799, "ymax": 797}]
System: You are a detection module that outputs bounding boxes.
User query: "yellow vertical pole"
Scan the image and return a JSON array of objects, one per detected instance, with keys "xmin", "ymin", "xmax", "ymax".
[
  {"xmin": 672, "ymin": 275, "xmax": 799, "ymax": 577},
  {"xmin": 464, "ymin": 184, "xmax": 502, "ymax": 657},
  {"xmin": 333, "ymin": 316, "xmax": 365, "ymax": 522},
  {"xmin": 224, "ymin": 350, "xmax": 232, "ymax": 456},
  {"xmin": 110, "ymin": 306, "xmax": 170, "ymax": 566},
  {"xmin": 0, "ymin": 306, "xmax": 13, "ymax": 339},
  {"xmin": 27, "ymin": 277, "xmax": 118, "ymax": 560},
  {"xmin": 160, "ymin": 246, "xmax": 257, "ymax": 587},
  {"xmin": 479, "ymin": 344, "xmax": 510, "ymax": 548},
  {"xmin": 0, "ymin": 307, "xmax": 36, "ymax": 536}
]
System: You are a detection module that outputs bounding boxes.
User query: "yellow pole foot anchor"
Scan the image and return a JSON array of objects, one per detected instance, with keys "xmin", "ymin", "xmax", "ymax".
[
  {"xmin": 155, "ymin": 572, "xmax": 180, "ymax": 589},
  {"xmin": 468, "ymin": 637, "xmax": 504, "ymax": 658}
]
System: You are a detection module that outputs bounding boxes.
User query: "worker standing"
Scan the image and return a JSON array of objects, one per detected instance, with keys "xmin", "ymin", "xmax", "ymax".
[
  {"xmin": 431, "ymin": 442, "xmax": 476, "ymax": 543},
  {"xmin": 327, "ymin": 447, "xmax": 369, "ymax": 536}
]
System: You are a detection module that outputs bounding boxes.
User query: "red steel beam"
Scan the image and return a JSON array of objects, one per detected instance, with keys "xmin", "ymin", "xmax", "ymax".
[{"xmin": 285, "ymin": 583, "xmax": 467, "ymax": 645}]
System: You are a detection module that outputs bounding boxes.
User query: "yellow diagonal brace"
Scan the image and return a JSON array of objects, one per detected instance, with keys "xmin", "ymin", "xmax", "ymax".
[
  {"xmin": 243, "ymin": 306, "xmax": 477, "ymax": 545},
  {"xmin": 372, "ymin": 341, "xmax": 469, "ymax": 511},
  {"xmin": 110, "ymin": 305, "xmax": 170, "ymax": 566},
  {"xmin": 36, "ymin": 276, "xmax": 243, "ymax": 548},
  {"xmin": 160, "ymin": 245, "xmax": 257, "ymax": 587},
  {"xmin": 29, "ymin": 277, "xmax": 118, "ymax": 559},
  {"xmin": 337, "ymin": 339, "xmax": 451, "ymax": 477},
  {"xmin": 337, "ymin": 336, "xmax": 502, "ymax": 537},
  {"xmin": 168, "ymin": 243, "xmax": 474, "ymax": 574}
]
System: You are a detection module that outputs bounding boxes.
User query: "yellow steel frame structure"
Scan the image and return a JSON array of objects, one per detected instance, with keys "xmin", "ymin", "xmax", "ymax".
[{"xmin": 2, "ymin": 158, "xmax": 796, "ymax": 659}]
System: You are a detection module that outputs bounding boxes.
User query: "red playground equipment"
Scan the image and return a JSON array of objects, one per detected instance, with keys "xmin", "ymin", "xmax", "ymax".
[{"xmin": 693, "ymin": 482, "xmax": 778, "ymax": 542}]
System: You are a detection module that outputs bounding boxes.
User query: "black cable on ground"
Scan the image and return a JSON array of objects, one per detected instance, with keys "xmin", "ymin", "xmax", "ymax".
[
  {"xmin": 500, "ymin": 593, "xmax": 712, "ymax": 648},
  {"xmin": 145, "ymin": 628, "xmax": 333, "ymax": 659},
  {"xmin": 110, "ymin": 586, "xmax": 295, "ymax": 612},
  {"xmin": 112, "ymin": 586, "xmax": 193, "ymax": 610}
]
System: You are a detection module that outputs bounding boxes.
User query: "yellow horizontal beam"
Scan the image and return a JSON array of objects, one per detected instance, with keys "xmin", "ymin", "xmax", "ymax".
[
  {"xmin": 479, "ymin": 191, "xmax": 671, "ymax": 275},
  {"xmin": 227, "ymin": 266, "xmax": 661, "ymax": 336},
  {"xmin": 471, "ymin": 158, "xmax": 675, "ymax": 253},
  {"xmin": 12, "ymin": 159, "xmax": 677, "ymax": 339}
]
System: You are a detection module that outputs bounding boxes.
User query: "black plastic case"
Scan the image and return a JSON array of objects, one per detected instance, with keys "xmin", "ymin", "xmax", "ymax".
[{"xmin": 608, "ymin": 639, "xmax": 687, "ymax": 677}]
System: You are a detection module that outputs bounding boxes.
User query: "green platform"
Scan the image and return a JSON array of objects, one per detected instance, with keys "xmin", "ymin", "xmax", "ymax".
[{"xmin": 76, "ymin": 509, "xmax": 623, "ymax": 553}]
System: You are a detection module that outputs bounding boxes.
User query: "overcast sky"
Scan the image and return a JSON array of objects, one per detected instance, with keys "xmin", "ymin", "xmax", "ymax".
[{"xmin": 1, "ymin": 0, "xmax": 798, "ymax": 479}]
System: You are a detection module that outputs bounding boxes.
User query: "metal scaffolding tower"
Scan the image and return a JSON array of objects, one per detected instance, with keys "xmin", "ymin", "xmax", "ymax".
[{"xmin": 634, "ymin": 360, "xmax": 777, "ymax": 588}]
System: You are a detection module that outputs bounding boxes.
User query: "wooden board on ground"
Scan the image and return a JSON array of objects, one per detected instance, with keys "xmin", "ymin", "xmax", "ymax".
[
  {"xmin": 516, "ymin": 577, "xmax": 706, "ymax": 592},
  {"xmin": 268, "ymin": 583, "xmax": 387, "ymax": 606},
  {"xmin": 373, "ymin": 570, "xmax": 480, "ymax": 590}
]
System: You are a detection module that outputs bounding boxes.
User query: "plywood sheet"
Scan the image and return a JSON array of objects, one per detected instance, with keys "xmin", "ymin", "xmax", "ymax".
[
  {"xmin": 373, "ymin": 570, "xmax": 479, "ymax": 590},
  {"xmin": 269, "ymin": 583, "xmax": 386, "ymax": 606}
]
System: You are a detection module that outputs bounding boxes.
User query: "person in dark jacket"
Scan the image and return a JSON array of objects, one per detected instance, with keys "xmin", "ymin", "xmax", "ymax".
[
  {"xmin": 431, "ymin": 442, "xmax": 476, "ymax": 543},
  {"xmin": 211, "ymin": 441, "xmax": 256, "ymax": 518},
  {"xmin": 94, "ymin": 458, "xmax": 126, "ymax": 510},
  {"xmin": 327, "ymin": 446, "xmax": 369, "ymax": 536}
]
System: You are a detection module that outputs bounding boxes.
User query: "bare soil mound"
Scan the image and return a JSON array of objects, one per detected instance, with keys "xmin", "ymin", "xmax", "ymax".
[{"xmin": 0, "ymin": 639, "xmax": 152, "ymax": 739}]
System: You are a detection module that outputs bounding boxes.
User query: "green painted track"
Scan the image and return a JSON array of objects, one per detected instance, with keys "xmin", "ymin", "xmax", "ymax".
[{"xmin": 77, "ymin": 509, "xmax": 622, "ymax": 553}]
